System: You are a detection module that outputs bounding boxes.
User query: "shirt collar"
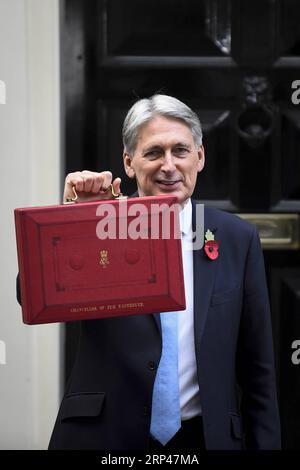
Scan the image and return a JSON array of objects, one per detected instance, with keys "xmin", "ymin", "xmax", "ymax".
[{"xmin": 179, "ymin": 198, "xmax": 192, "ymax": 236}]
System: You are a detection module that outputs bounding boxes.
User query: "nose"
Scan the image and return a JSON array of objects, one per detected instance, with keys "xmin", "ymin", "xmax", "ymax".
[{"xmin": 161, "ymin": 151, "xmax": 176, "ymax": 173}]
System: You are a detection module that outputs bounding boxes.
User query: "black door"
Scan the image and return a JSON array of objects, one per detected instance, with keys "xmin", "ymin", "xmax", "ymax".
[{"xmin": 62, "ymin": 0, "xmax": 300, "ymax": 448}]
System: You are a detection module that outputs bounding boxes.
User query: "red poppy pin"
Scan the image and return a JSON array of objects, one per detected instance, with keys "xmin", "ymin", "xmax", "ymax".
[{"xmin": 204, "ymin": 229, "xmax": 219, "ymax": 260}]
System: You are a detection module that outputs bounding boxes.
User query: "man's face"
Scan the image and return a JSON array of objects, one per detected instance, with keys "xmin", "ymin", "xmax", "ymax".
[{"xmin": 123, "ymin": 115, "xmax": 205, "ymax": 205}]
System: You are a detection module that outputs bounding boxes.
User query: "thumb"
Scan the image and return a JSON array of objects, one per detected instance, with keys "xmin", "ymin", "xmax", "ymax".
[
  {"xmin": 112, "ymin": 177, "xmax": 122, "ymax": 196},
  {"xmin": 63, "ymin": 181, "xmax": 77, "ymax": 203}
]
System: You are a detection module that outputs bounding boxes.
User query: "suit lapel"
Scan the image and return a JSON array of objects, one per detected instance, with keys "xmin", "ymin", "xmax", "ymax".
[
  {"xmin": 152, "ymin": 312, "xmax": 161, "ymax": 334},
  {"xmin": 192, "ymin": 200, "xmax": 219, "ymax": 347},
  {"xmin": 152, "ymin": 200, "xmax": 219, "ymax": 341}
]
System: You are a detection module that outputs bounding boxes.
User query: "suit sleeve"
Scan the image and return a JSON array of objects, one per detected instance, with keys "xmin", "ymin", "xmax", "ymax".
[{"xmin": 236, "ymin": 227, "xmax": 281, "ymax": 449}]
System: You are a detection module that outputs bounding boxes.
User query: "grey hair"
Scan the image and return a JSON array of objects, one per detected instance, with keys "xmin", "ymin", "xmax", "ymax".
[{"xmin": 122, "ymin": 94, "xmax": 203, "ymax": 156}]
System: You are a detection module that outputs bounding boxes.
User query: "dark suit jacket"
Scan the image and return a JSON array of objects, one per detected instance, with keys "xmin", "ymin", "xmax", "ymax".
[{"xmin": 18, "ymin": 202, "xmax": 281, "ymax": 450}]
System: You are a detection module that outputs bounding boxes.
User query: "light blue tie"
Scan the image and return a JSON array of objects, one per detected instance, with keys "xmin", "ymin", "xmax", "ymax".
[{"xmin": 150, "ymin": 311, "xmax": 181, "ymax": 445}]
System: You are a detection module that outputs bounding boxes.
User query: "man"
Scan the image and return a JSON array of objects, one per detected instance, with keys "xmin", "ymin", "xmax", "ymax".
[{"xmin": 48, "ymin": 94, "xmax": 281, "ymax": 450}]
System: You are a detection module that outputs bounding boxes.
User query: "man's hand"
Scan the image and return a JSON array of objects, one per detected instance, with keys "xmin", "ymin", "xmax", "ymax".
[{"xmin": 63, "ymin": 170, "xmax": 122, "ymax": 203}]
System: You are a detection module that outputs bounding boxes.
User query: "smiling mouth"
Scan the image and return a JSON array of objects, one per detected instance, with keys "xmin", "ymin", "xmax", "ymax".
[{"xmin": 156, "ymin": 180, "xmax": 182, "ymax": 186}]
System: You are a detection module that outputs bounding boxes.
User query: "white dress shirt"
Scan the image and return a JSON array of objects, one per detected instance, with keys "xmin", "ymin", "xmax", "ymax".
[{"xmin": 178, "ymin": 198, "xmax": 202, "ymax": 420}]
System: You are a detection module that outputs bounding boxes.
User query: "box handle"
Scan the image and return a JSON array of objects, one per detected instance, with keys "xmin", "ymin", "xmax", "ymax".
[{"xmin": 64, "ymin": 184, "xmax": 126, "ymax": 204}]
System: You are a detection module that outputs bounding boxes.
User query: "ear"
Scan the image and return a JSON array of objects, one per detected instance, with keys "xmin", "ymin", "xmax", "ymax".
[
  {"xmin": 197, "ymin": 145, "xmax": 205, "ymax": 173},
  {"xmin": 123, "ymin": 152, "xmax": 135, "ymax": 179}
]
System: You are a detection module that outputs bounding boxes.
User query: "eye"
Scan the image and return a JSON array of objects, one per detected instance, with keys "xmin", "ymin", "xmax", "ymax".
[
  {"xmin": 174, "ymin": 147, "xmax": 189, "ymax": 156},
  {"xmin": 144, "ymin": 149, "xmax": 162, "ymax": 159}
]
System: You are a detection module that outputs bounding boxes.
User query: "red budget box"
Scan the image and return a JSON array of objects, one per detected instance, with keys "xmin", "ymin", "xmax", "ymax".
[{"xmin": 14, "ymin": 195, "xmax": 186, "ymax": 324}]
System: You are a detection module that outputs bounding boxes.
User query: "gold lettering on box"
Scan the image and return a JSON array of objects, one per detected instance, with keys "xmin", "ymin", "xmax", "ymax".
[
  {"xmin": 70, "ymin": 306, "xmax": 98, "ymax": 313},
  {"xmin": 70, "ymin": 302, "xmax": 144, "ymax": 314},
  {"xmin": 117, "ymin": 302, "xmax": 144, "ymax": 309}
]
